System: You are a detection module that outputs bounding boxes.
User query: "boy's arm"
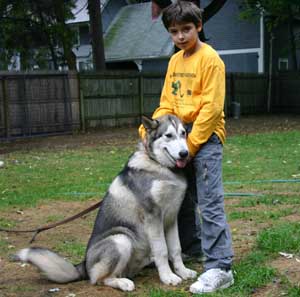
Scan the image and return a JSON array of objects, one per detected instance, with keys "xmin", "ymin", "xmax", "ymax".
[
  {"xmin": 187, "ymin": 63, "xmax": 225, "ymax": 156},
  {"xmin": 138, "ymin": 73, "xmax": 174, "ymax": 139}
]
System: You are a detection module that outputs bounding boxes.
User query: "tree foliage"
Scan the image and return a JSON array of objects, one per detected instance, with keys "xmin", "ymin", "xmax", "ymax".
[
  {"xmin": 240, "ymin": 0, "xmax": 300, "ymax": 31},
  {"xmin": 0, "ymin": 0, "xmax": 77, "ymax": 70},
  {"xmin": 240, "ymin": 0, "xmax": 300, "ymax": 70}
]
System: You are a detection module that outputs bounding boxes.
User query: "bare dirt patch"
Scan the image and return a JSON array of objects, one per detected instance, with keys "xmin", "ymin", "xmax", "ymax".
[
  {"xmin": 1, "ymin": 115, "xmax": 300, "ymax": 296},
  {"xmin": 252, "ymin": 255, "xmax": 300, "ymax": 297}
]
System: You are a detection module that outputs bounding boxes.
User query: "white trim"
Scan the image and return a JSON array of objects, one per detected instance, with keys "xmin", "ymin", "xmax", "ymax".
[
  {"xmin": 217, "ymin": 12, "xmax": 265, "ymax": 73},
  {"xmin": 258, "ymin": 13, "xmax": 264, "ymax": 73},
  {"xmin": 217, "ymin": 48, "xmax": 260, "ymax": 55},
  {"xmin": 134, "ymin": 60, "xmax": 143, "ymax": 72}
]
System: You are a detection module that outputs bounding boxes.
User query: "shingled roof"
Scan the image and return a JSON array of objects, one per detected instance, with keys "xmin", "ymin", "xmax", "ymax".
[
  {"xmin": 104, "ymin": 2, "xmax": 174, "ymax": 62},
  {"xmin": 67, "ymin": 0, "xmax": 109, "ymax": 24}
]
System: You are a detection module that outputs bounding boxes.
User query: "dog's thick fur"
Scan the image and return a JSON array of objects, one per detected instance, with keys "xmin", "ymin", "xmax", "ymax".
[{"xmin": 15, "ymin": 115, "xmax": 197, "ymax": 291}]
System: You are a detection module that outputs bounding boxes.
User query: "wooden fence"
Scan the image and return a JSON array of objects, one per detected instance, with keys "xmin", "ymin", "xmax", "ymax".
[
  {"xmin": 80, "ymin": 71, "xmax": 300, "ymax": 128},
  {"xmin": 79, "ymin": 72, "xmax": 164, "ymax": 128},
  {"xmin": 0, "ymin": 71, "xmax": 299, "ymax": 140},
  {"xmin": 0, "ymin": 71, "xmax": 80, "ymax": 139},
  {"xmin": 272, "ymin": 72, "xmax": 300, "ymax": 114}
]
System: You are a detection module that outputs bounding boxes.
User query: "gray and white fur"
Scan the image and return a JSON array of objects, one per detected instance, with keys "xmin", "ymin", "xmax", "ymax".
[{"xmin": 15, "ymin": 114, "xmax": 197, "ymax": 291}]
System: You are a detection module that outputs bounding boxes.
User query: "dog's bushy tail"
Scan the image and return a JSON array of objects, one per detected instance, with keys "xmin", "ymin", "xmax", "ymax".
[{"xmin": 15, "ymin": 247, "xmax": 87, "ymax": 283}]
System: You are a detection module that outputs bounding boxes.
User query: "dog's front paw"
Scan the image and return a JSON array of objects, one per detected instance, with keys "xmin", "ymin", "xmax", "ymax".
[
  {"xmin": 117, "ymin": 278, "xmax": 135, "ymax": 291},
  {"xmin": 160, "ymin": 272, "xmax": 182, "ymax": 286},
  {"xmin": 175, "ymin": 267, "xmax": 197, "ymax": 280}
]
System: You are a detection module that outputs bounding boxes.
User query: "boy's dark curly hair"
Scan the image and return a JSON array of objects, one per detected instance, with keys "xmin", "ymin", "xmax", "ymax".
[{"xmin": 161, "ymin": 1, "xmax": 203, "ymax": 30}]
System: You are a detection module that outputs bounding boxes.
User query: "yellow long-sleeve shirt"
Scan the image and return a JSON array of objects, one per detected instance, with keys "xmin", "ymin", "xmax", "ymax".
[{"xmin": 139, "ymin": 42, "xmax": 226, "ymax": 156}]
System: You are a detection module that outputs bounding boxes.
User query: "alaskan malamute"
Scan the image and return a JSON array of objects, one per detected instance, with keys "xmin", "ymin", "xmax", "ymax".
[{"xmin": 15, "ymin": 115, "xmax": 197, "ymax": 291}]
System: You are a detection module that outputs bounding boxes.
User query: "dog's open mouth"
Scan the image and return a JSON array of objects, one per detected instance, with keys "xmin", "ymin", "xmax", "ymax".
[
  {"xmin": 164, "ymin": 148, "xmax": 188, "ymax": 168},
  {"xmin": 176, "ymin": 158, "xmax": 188, "ymax": 168}
]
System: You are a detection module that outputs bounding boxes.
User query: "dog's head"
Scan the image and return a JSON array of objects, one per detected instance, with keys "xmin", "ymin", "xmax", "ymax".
[{"xmin": 142, "ymin": 115, "xmax": 189, "ymax": 168}]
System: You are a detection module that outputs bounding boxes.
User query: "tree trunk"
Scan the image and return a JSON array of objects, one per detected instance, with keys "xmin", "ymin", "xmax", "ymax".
[
  {"xmin": 20, "ymin": 50, "xmax": 31, "ymax": 71},
  {"xmin": 267, "ymin": 32, "xmax": 274, "ymax": 113},
  {"xmin": 202, "ymin": 0, "xmax": 227, "ymax": 23},
  {"xmin": 36, "ymin": 8, "xmax": 59, "ymax": 70},
  {"xmin": 53, "ymin": 0, "xmax": 77, "ymax": 70},
  {"xmin": 287, "ymin": 5, "xmax": 298, "ymax": 71},
  {"xmin": 88, "ymin": 0, "xmax": 106, "ymax": 71}
]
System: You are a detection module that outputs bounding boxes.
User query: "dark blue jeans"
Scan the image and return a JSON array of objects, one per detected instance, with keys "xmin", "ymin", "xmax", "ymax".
[{"xmin": 178, "ymin": 133, "xmax": 234, "ymax": 270}]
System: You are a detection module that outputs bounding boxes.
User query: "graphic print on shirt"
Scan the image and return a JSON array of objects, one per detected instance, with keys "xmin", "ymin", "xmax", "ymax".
[
  {"xmin": 172, "ymin": 80, "xmax": 184, "ymax": 97},
  {"xmin": 171, "ymin": 72, "xmax": 195, "ymax": 108}
]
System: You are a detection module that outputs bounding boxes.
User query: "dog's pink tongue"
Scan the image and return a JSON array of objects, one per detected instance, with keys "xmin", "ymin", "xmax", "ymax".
[{"xmin": 176, "ymin": 159, "xmax": 187, "ymax": 168}]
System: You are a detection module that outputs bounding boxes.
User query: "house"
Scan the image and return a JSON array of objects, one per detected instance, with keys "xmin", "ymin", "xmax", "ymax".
[
  {"xmin": 71, "ymin": 0, "xmax": 300, "ymax": 73},
  {"xmin": 203, "ymin": 0, "xmax": 300, "ymax": 73},
  {"xmin": 4, "ymin": 0, "xmax": 299, "ymax": 73},
  {"xmin": 202, "ymin": 0, "xmax": 264, "ymax": 73},
  {"xmin": 101, "ymin": 0, "xmax": 266, "ymax": 73},
  {"xmin": 67, "ymin": 0, "xmax": 129, "ymax": 71}
]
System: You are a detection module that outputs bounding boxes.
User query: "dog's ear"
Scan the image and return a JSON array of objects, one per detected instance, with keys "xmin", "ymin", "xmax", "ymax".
[{"xmin": 142, "ymin": 116, "xmax": 159, "ymax": 130}]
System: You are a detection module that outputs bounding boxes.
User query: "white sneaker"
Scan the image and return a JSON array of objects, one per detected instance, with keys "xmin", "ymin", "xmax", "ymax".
[{"xmin": 189, "ymin": 268, "xmax": 234, "ymax": 294}]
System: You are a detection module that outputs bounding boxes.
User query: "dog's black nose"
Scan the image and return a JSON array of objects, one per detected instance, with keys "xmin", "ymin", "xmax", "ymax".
[{"xmin": 179, "ymin": 150, "xmax": 188, "ymax": 158}]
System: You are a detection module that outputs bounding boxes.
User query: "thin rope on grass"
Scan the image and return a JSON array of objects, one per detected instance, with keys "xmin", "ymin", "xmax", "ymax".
[
  {"xmin": 223, "ymin": 178, "xmax": 300, "ymax": 198},
  {"xmin": 225, "ymin": 193, "xmax": 264, "ymax": 197},
  {"xmin": 224, "ymin": 179, "xmax": 300, "ymax": 185}
]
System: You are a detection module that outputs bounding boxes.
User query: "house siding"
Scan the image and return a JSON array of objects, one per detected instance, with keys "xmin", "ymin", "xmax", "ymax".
[
  {"xmin": 202, "ymin": 0, "xmax": 262, "ymax": 73},
  {"xmin": 203, "ymin": 0, "xmax": 260, "ymax": 50},
  {"xmin": 142, "ymin": 59, "xmax": 169, "ymax": 73},
  {"xmin": 221, "ymin": 53, "xmax": 258, "ymax": 73},
  {"xmin": 271, "ymin": 23, "xmax": 300, "ymax": 71}
]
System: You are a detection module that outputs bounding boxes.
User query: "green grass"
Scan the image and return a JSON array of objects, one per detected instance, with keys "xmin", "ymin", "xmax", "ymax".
[
  {"xmin": 134, "ymin": 224, "xmax": 300, "ymax": 297},
  {"xmin": 223, "ymin": 130, "xmax": 300, "ymax": 188},
  {"xmin": 229, "ymin": 194, "xmax": 300, "ymax": 208},
  {"xmin": 0, "ymin": 147, "xmax": 132, "ymax": 208},
  {"xmin": 1, "ymin": 130, "xmax": 300, "ymax": 296},
  {"xmin": 55, "ymin": 238, "xmax": 86, "ymax": 263},
  {"xmin": 228, "ymin": 207, "xmax": 295, "ymax": 221},
  {"xmin": 147, "ymin": 289, "xmax": 188, "ymax": 297},
  {"xmin": 0, "ymin": 217, "xmax": 17, "ymax": 228},
  {"xmin": 257, "ymin": 222, "xmax": 300, "ymax": 254},
  {"xmin": 0, "ymin": 130, "xmax": 299, "ymax": 209},
  {"xmin": 0, "ymin": 239, "xmax": 10, "ymax": 254},
  {"xmin": 287, "ymin": 286, "xmax": 300, "ymax": 297},
  {"xmin": 45, "ymin": 214, "xmax": 66, "ymax": 223}
]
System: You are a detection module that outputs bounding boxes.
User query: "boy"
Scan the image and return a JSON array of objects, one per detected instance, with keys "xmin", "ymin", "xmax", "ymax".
[{"xmin": 139, "ymin": 1, "xmax": 234, "ymax": 294}]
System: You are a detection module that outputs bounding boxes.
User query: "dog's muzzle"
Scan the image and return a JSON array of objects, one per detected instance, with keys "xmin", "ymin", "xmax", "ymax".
[
  {"xmin": 164, "ymin": 148, "xmax": 189, "ymax": 168},
  {"xmin": 176, "ymin": 150, "xmax": 189, "ymax": 168}
]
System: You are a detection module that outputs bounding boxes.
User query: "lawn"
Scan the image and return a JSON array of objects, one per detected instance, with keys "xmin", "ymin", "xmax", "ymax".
[{"xmin": 0, "ymin": 116, "xmax": 300, "ymax": 297}]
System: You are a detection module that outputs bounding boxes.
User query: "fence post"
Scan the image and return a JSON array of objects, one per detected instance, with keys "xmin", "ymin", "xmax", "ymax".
[
  {"xmin": 139, "ymin": 73, "xmax": 144, "ymax": 121},
  {"xmin": 79, "ymin": 89, "xmax": 86, "ymax": 132},
  {"xmin": 2, "ymin": 77, "xmax": 10, "ymax": 139},
  {"xmin": 63, "ymin": 72, "xmax": 73, "ymax": 132}
]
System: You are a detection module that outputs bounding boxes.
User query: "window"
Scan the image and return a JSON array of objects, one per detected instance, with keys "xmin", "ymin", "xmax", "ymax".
[
  {"xmin": 79, "ymin": 61, "xmax": 93, "ymax": 71},
  {"xmin": 79, "ymin": 25, "xmax": 90, "ymax": 45},
  {"xmin": 278, "ymin": 58, "xmax": 288, "ymax": 71}
]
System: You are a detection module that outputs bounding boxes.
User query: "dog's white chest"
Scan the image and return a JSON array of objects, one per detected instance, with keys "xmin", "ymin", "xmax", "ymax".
[{"xmin": 150, "ymin": 177, "xmax": 186, "ymax": 209}]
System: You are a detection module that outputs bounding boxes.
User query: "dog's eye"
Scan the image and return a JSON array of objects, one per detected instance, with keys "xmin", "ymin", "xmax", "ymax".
[
  {"xmin": 181, "ymin": 130, "xmax": 186, "ymax": 137},
  {"xmin": 165, "ymin": 133, "xmax": 173, "ymax": 138}
]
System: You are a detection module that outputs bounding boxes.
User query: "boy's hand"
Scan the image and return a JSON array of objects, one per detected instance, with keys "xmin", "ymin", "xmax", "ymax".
[{"xmin": 142, "ymin": 138, "xmax": 147, "ymax": 147}]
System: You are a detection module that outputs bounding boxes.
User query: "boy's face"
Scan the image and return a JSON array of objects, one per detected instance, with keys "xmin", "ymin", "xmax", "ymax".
[{"xmin": 168, "ymin": 22, "xmax": 202, "ymax": 55}]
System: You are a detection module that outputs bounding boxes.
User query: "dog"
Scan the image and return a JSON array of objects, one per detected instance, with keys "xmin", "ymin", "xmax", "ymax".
[{"xmin": 15, "ymin": 114, "xmax": 197, "ymax": 291}]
